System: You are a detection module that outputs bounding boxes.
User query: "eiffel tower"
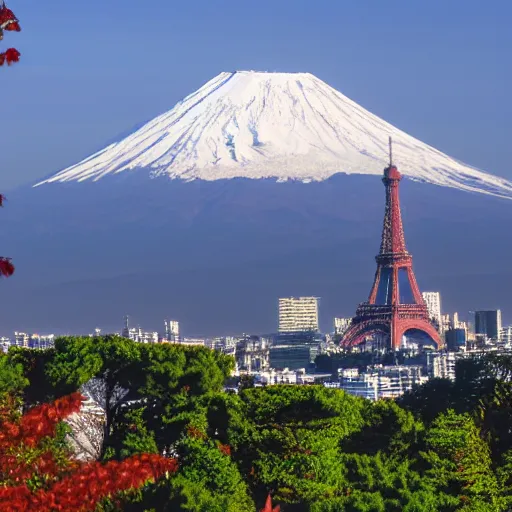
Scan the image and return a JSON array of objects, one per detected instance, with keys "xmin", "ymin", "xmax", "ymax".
[{"xmin": 342, "ymin": 139, "xmax": 441, "ymax": 350}]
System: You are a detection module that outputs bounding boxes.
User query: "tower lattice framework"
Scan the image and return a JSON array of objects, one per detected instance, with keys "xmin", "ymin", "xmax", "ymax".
[{"xmin": 342, "ymin": 148, "xmax": 441, "ymax": 350}]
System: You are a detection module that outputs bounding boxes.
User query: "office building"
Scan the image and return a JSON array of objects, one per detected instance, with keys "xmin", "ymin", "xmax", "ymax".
[
  {"xmin": 279, "ymin": 297, "xmax": 319, "ymax": 333},
  {"xmin": 422, "ymin": 292, "xmax": 442, "ymax": 330},
  {"xmin": 429, "ymin": 352, "xmax": 458, "ymax": 380},
  {"xmin": 270, "ymin": 331, "xmax": 322, "ymax": 370},
  {"xmin": 12, "ymin": 332, "xmax": 55, "ymax": 350},
  {"xmin": 29, "ymin": 334, "xmax": 55, "ymax": 350},
  {"xmin": 235, "ymin": 335, "xmax": 270, "ymax": 372},
  {"xmin": 441, "ymin": 314, "xmax": 451, "ymax": 333},
  {"xmin": 501, "ymin": 326, "xmax": 512, "ymax": 346},
  {"xmin": 122, "ymin": 316, "xmax": 158, "ymax": 344},
  {"xmin": 445, "ymin": 328, "xmax": 466, "ymax": 352},
  {"xmin": 0, "ymin": 337, "xmax": 10, "ymax": 353},
  {"xmin": 14, "ymin": 332, "xmax": 30, "ymax": 348},
  {"xmin": 475, "ymin": 310, "xmax": 502, "ymax": 341},
  {"xmin": 164, "ymin": 320, "xmax": 180, "ymax": 342},
  {"xmin": 124, "ymin": 327, "xmax": 158, "ymax": 344},
  {"xmin": 338, "ymin": 365, "xmax": 428, "ymax": 401}
]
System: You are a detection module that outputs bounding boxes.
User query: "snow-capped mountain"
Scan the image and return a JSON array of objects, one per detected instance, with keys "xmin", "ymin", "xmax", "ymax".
[
  {"xmin": 37, "ymin": 71, "xmax": 512, "ymax": 199},
  {"xmin": 3, "ymin": 71, "xmax": 511, "ymax": 335}
]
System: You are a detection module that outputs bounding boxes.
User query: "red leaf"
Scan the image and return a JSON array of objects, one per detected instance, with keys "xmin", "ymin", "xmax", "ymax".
[
  {"xmin": 261, "ymin": 494, "xmax": 280, "ymax": 512},
  {"xmin": 0, "ymin": 4, "xmax": 21, "ymax": 32},
  {"xmin": 0, "ymin": 257, "xmax": 14, "ymax": 277},
  {"xmin": 4, "ymin": 47, "xmax": 20, "ymax": 64}
]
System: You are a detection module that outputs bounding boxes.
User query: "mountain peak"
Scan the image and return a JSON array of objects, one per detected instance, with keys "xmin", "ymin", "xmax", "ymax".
[{"xmin": 36, "ymin": 71, "xmax": 512, "ymax": 198}]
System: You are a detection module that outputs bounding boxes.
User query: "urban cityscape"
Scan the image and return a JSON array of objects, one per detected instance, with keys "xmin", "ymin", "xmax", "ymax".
[{"xmin": 3, "ymin": 156, "xmax": 510, "ymax": 402}]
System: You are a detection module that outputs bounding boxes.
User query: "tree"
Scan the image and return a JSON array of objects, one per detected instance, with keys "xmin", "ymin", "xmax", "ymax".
[
  {"xmin": 0, "ymin": 392, "xmax": 177, "ymax": 511},
  {"xmin": 398, "ymin": 377, "xmax": 457, "ymax": 425},
  {"xmin": 47, "ymin": 336, "xmax": 143, "ymax": 458},
  {"xmin": 6, "ymin": 347, "xmax": 65, "ymax": 407},
  {"xmin": 422, "ymin": 410, "xmax": 501, "ymax": 510},
  {"xmin": 0, "ymin": 353, "xmax": 27, "ymax": 396},
  {"xmin": 226, "ymin": 385, "xmax": 367, "ymax": 508}
]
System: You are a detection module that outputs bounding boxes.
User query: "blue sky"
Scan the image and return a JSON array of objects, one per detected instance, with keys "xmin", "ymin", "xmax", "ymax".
[{"xmin": 2, "ymin": 0, "xmax": 511, "ymax": 189}]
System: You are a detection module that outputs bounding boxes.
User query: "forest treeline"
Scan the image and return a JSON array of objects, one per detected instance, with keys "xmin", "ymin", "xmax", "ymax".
[{"xmin": 1, "ymin": 335, "xmax": 512, "ymax": 511}]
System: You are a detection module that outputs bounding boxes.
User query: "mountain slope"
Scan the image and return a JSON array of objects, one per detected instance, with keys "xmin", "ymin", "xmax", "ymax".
[{"xmin": 36, "ymin": 71, "xmax": 512, "ymax": 199}]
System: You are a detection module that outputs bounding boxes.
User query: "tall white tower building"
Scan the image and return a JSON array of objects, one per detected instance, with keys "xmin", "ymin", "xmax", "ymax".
[
  {"xmin": 165, "ymin": 320, "xmax": 180, "ymax": 342},
  {"xmin": 422, "ymin": 292, "xmax": 442, "ymax": 330},
  {"xmin": 278, "ymin": 297, "xmax": 319, "ymax": 333}
]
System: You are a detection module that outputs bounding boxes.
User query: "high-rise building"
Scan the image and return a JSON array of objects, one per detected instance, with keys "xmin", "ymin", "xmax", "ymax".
[
  {"xmin": 278, "ymin": 297, "xmax": 319, "ymax": 333},
  {"xmin": 0, "ymin": 337, "xmax": 10, "ymax": 353},
  {"xmin": 441, "ymin": 314, "xmax": 451, "ymax": 333},
  {"xmin": 14, "ymin": 332, "xmax": 29, "ymax": 347},
  {"xmin": 475, "ymin": 310, "xmax": 502, "ymax": 341},
  {"xmin": 501, "ymin": 326, "xmax": 512, "ymax": 346},
  {"xmin": 422, "ymin": 292, "xmax": 442, "ymax": 330},
  {"xmin": 269, "ymin": 331, "xmax": 322, "ymax": 370},
  {"xmin": 121, "ymin": 316, "xmax": 158, "ymax": 343},
  {"xmin": 164, "ymin": 320, "xmax": 180, "ymax": 342},
  {"xmin": 445, "ymin": 328, "xmax": 466, "ymax": 352}
]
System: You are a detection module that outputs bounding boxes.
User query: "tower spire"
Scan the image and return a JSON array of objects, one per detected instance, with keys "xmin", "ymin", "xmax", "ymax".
[{"xmin": 389, "ymin": 136, "xmax": 393, "ymax": 167}]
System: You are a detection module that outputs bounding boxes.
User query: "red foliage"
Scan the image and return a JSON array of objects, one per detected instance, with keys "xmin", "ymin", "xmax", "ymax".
[
  {"xmin": 187, "ymin": 425, "xmax": 206, "ymax": 440},
  {"xmin": 0, "ymin": 455, "xmax": 178, "ymax": 511},
  {"xmin": 0, "ymin": 47, "xmax": 19, "ymax": 65},
  {"xmin": 218, "ymin": 443, "xmax": 231, "ymax": 456},
  {"xmin": 261, "ymin": 494, "xmax": 280, "ymax": 512},
  {"xmin": 0, "ymin": 1, "xmax": 21, "ymax": 66},
  {"xmin": 0, "ymin": 257, "xmax": 14, "ymax": 277},
  {"xmin": 0, "ymin": 2, "xmax": 20, "ymax": 31},
  {"xmin": 0, "ymin": 393, "xmax": 178, "ymax": 511}
]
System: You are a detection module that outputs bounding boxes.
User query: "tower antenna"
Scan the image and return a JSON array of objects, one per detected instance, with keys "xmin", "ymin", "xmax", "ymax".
[{"xmin": 389, "ymin": 136, "xmax": 393, "ymax": 167}]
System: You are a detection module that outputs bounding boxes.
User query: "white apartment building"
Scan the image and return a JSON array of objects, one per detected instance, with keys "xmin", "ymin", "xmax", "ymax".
[
  {"xmin": 279, "ymin": 297, "xmax": 319, "ymax": 333},
  {"xmin": 124, "ymin": 327, "xmax": 158, "ymax": 344},
  {"xmin": 164, "ymin": 320, "xmax": 180, "ymax": 342},
  {"xmin": 30, "ymin": 334, "xmax": 55, "ymax": 350},
  {"xmin": 14, "ymin": 332, "xmax": 30, "ymax": 347},
  {"xmin": 422, "ymin": 292, "xmax": 442, "ymax": 330},
  {"xmin": 500, "ymin": 326, "xmax": 512, "ymax": 346},
  {"xmin": 179, "ymin": 338, "xmax": 206, "ymax": 347},
  {"xmin": 429, "ymin": 351, "xmax": 458, "ymax": 380},
  {"xmin": 253, "ymin": 368, "xmax": 330, "ymax": 386},
  {"xmin": 0, "ymin": 337, "xmax": 10, "ymax": 353},
  {"xmin": 12, "ymin": 332, "xmax": 55, "ymax": 350},
  {"xmin": 334, "ymin": 317, "xmax": 352, "ymax": 335},
  {"xmin": 337, "ymin": 365, "xmax": 428, "ymax": 400}
]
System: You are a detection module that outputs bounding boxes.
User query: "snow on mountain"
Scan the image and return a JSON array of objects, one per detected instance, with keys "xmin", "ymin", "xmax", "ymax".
[{"xmin": 37, "ymin": 71, "xmax": 512, "ymax": 198}]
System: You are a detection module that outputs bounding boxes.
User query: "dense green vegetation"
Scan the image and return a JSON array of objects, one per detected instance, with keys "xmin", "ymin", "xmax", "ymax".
[{"xmin": 1, "ymin": 336, "xmax": 512, "ymax": 511}]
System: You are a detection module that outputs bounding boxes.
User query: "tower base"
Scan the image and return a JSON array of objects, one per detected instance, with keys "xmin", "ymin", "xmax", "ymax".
[{"xmin": 342, "ymin": 303, "xmax": 441, "ymax": 350}]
